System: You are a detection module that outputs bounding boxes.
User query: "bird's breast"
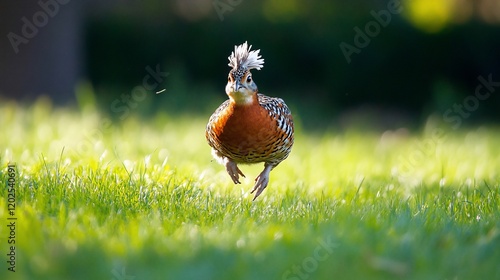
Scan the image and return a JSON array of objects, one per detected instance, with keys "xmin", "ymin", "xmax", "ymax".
[
  {"xmin": 220, "ymin": 103, "xmax": 273, "ymax": 144},
  {"xmin": 211, "ymin": 102, "xmax": 285, "ymax": 163}
]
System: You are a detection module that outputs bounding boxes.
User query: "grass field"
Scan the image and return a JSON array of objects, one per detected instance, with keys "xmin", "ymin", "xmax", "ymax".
[{"xmin": 1, "ymin": 98, "xmax": 500, "ymax": 280}]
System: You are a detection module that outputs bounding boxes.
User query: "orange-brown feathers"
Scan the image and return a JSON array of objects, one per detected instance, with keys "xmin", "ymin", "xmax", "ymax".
[{"xmin": 206, "ymin": 93, "xmax": 294, "ymax": 166}]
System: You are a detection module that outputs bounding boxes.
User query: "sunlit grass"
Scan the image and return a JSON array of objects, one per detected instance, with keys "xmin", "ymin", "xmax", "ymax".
[{"xmin": 1, "ymin": 99, "xmax": 499, "ymax": 279}]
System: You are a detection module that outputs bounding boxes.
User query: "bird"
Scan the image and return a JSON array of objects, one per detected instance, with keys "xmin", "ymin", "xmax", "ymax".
[{"xmin": 206, "ymin": 41, "xmax": 294, "ymax": 200}]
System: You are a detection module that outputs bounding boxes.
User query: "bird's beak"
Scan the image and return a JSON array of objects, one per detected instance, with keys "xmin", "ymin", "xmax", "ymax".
[{"xmin": 233, "ymin": 81, "xmax": 241, "ymax": 92}]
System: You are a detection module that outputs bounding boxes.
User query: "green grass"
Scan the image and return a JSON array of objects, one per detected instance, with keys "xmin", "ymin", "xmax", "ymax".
[{"xmin": 1, "ymin": 98, "xmax": 500, "ymax": 280}]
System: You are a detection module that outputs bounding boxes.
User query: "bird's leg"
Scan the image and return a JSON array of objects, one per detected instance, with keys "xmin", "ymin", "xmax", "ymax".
[
  {"xmin": 224, "ymin": 158, "xmax": 245, "ymax": 184},
  {"xmin": 250, "ymin": 163, "xmax": 274, "ymax": 200}
]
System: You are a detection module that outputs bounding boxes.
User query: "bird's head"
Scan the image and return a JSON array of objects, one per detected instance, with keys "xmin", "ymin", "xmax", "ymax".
[{"xmin": 225, "ymin": 42, "xmax": 264, "ymax": 105}]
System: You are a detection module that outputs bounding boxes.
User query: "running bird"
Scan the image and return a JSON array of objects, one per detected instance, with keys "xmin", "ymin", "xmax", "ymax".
[{"xmin": 205, "ymin": 42, "xmax": 294, "ymax": 200}]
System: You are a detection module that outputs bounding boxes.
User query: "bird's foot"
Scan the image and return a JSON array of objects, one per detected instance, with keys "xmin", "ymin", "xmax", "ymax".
[
  {"xmin": 250, "ymin": 165, "xmax": 273, "ymax": 200},
  {"xmin": 224, "ymin": 159, "xmax": 245, "ymax": 184}
]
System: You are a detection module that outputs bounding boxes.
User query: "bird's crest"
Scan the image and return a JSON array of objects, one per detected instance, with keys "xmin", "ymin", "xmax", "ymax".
[{"xmin": 228, "ymin": 41, "xmax": 264, "ymax": 72}]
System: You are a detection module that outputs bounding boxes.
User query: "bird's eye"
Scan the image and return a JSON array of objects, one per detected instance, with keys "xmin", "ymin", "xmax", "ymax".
[
  {"xmin": 246, "ymin": 75, "xmax": 252, "ymax": 83},
  {"xmin": 228, "ymin": 76, "xmax": 231, "ymax": 82}
]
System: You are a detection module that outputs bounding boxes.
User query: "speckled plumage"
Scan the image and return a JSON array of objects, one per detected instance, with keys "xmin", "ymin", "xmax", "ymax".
[{"xmin": 205, "ymin": 42, "xmax": 294, "ymax": 200}]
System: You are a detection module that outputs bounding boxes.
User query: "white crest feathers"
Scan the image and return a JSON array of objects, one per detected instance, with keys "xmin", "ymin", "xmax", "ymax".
[{"xmin": 228, "ymin": 41, "xmax": 264, "ymax": 71}]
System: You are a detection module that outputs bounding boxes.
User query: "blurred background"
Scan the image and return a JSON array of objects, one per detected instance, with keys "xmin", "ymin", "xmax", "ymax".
[{"xmin": 1, "ymin": 0, "xmax": 499, "ymax": 130}]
